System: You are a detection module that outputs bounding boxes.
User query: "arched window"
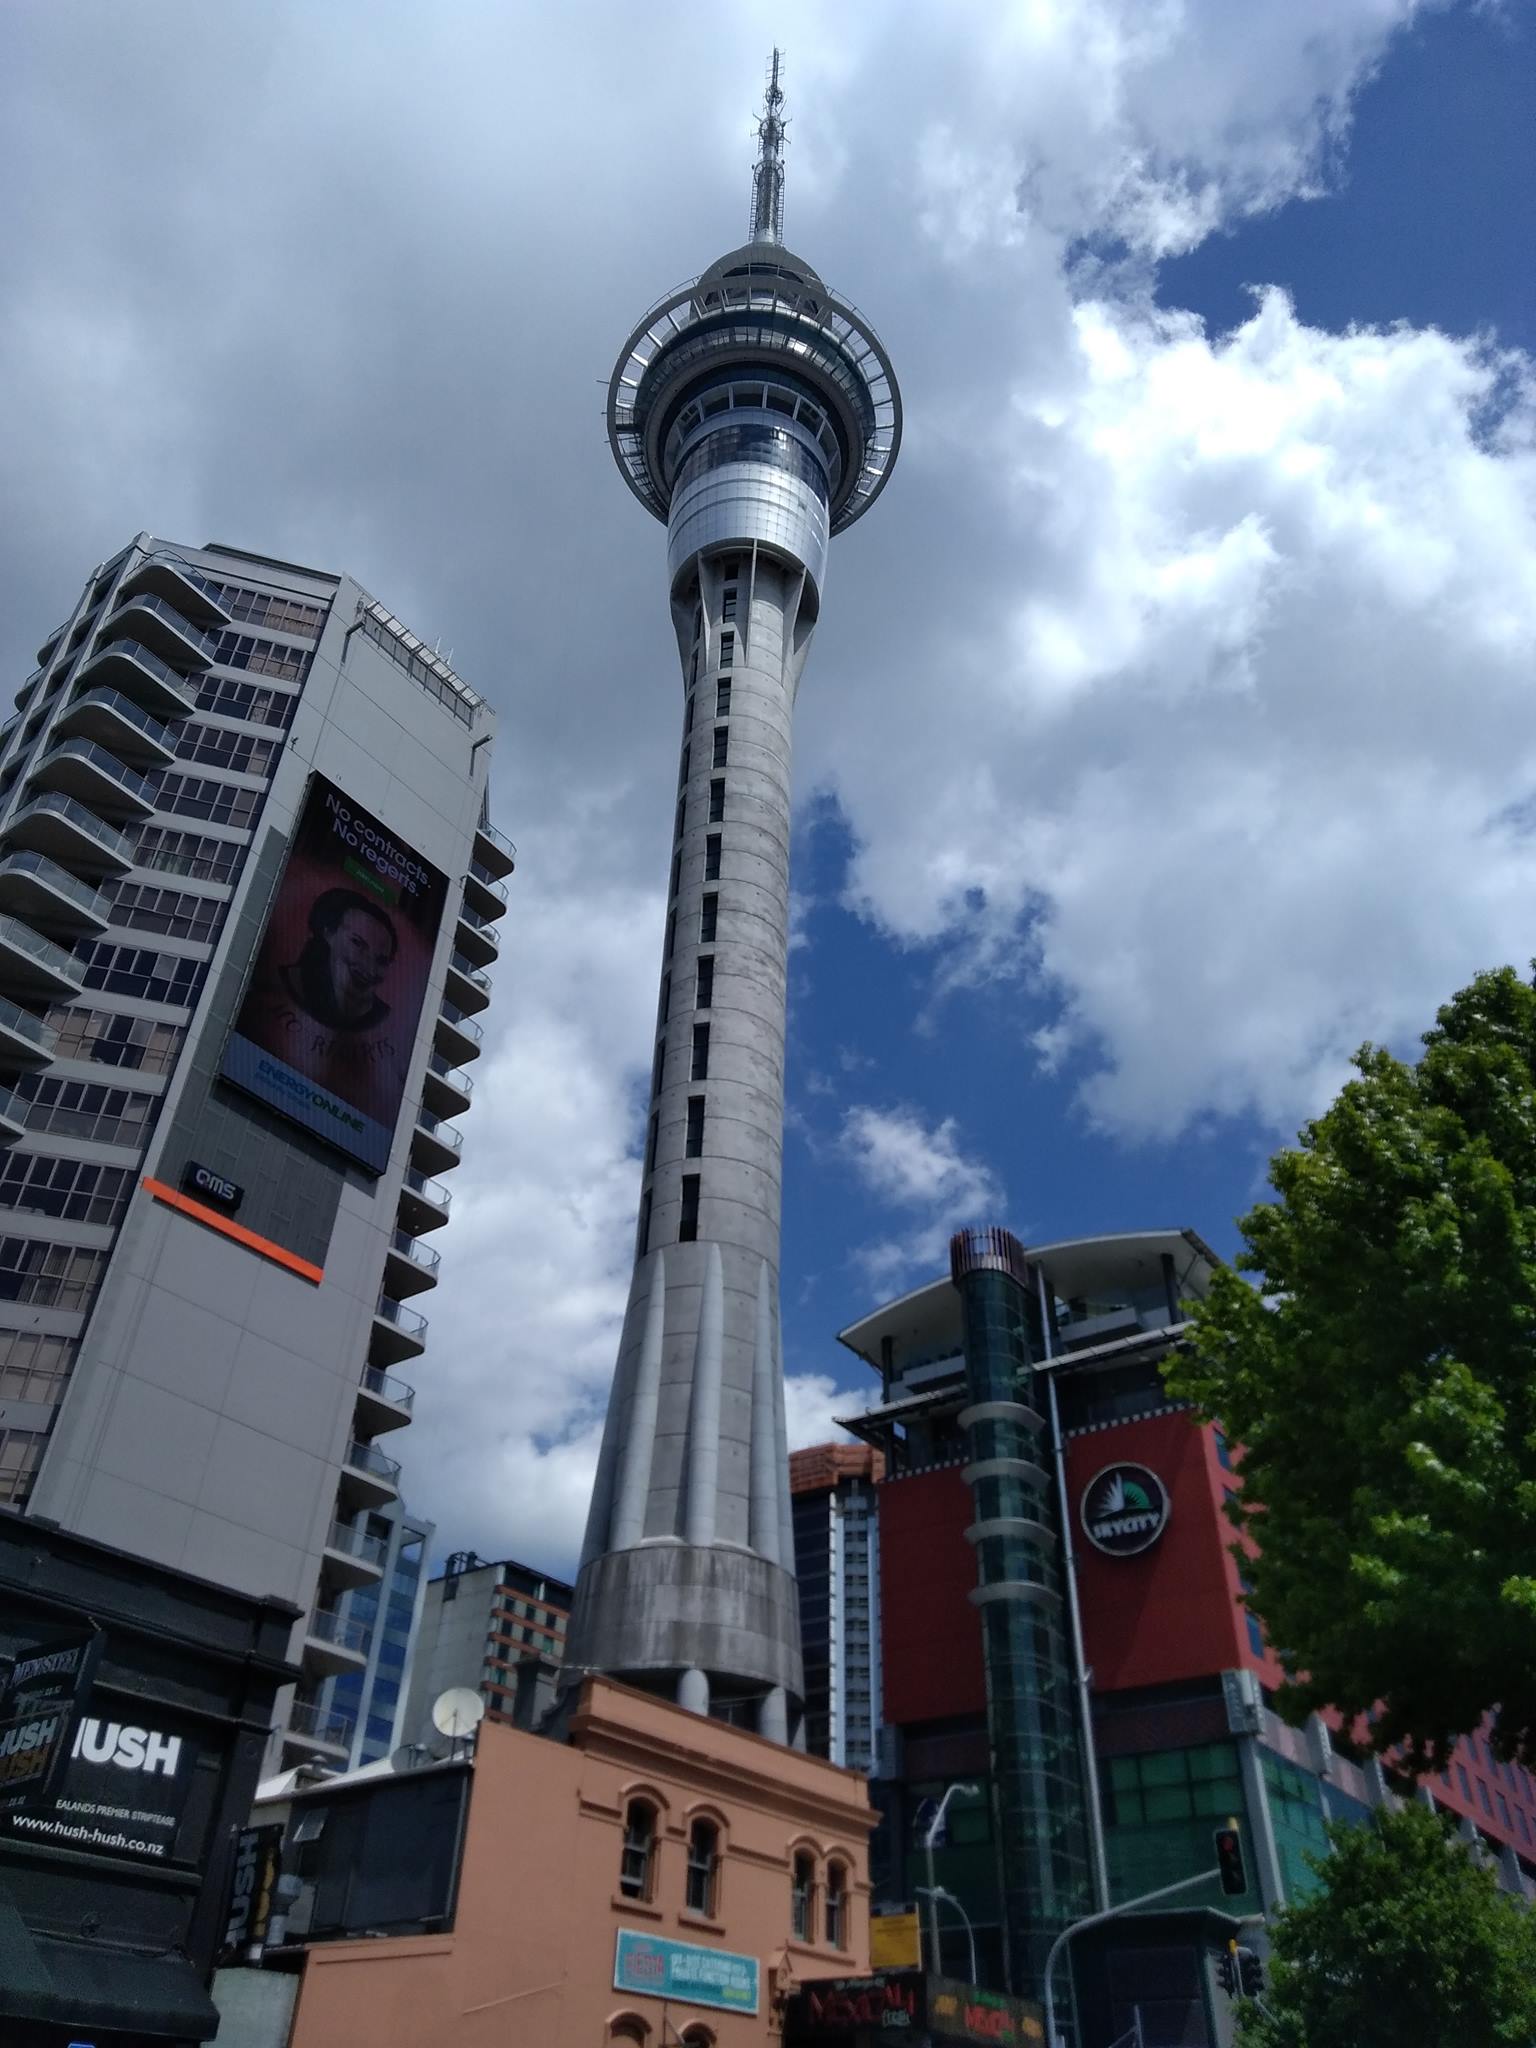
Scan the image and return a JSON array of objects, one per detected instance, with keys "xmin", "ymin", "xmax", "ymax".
[
  {"xmin": 790, "ymin": 1848, "xmax": 816, "ymax": 1940},
  {"xmin": 620, "ymin": 1800, "xmax": 657, "ymax": 1901},
  {"xmin": 680, "ymin": 2027, "xmax": 715, "ymax": 2048},
  {"xmin": 686, "ymin": 1818, "xmax": 719, "ymax": 1916},
  {"xmin": 825, "ymin": 1860, "xmax": 848, "ymax": 1949},
  {"xmin": 609, "ymin": 2015, "xmax": 649, "ymax": 2044}
]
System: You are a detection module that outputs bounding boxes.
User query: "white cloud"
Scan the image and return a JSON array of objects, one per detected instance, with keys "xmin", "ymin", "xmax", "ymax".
[{"xmin": 839, "ymin": 1105, "xmax": 1005, "ymax": 1285}]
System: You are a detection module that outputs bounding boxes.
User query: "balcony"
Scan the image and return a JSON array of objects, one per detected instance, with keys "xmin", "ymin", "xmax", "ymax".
[
  {"xmin": 422, "ymin": 1053, "xmax": 472, "ymax": 1120},
  {"xmin": 0, "ymin": 995, "xmax": 56, "ymax": 1069},
  {"xmin": 473, "ymin": 818, "xmax": 516, "ymax": 880},
  {"xmin": 13, "ymin": 674, "xmax": 40, "ymax": 717},
  {"xmin": 103, "ymin": 591, "xmax": 215, "ymax": 670},
  {"xmin": 398, "ymin": 1169, "xmax": 452, "ymax": 1236},
  {"xmin": 454, "ymin": 902, "xmax": 500, "ymax": 969},
  {"xmin": 0, "ymin": 1086, "xmax": 26, "ymax": 1147},
  {"xmin": 302, "ymin": 1605, "xmax": 370, "ymax": 1677},
  {"xmin": 284, "ymin": 1696, "xmax": 356, "ymax": 1756},
  {"xmin": 385, "ymin": 1228, "xmax": 441, "ymax": 1300},
  {"xmin": 0, "ymin": 852, "xmax": 110, "ymax": 936},
  {"xmin": 35, "ymin": 619, "xmax": 69, "ymax": 668},
  {"xmin": 118, "ymin": 556, "xmax": 233, "ymax": 632},
  {"xmin": 371, "ymin": 1294, "xmax": 427, "ymax": 1366},
  {"xmin": 320, "ymin": 1517, "xmax": 388, "ymax": 1591},
  {"xmin": 444, "ymin": 950, "xmax": 492, "ymax": 1016},
  {"xmin": 337, "ymin": 1434, "xmax": 402, "ymax": 1511},
  {"xmin": 74, "ymin": 638, "xmax": 196, "ymax": 723},
  {"xmin": 411, "ymin": 1109, "xmax": 464, "ymax": 1177},
  {"xmin": 357, "ymin": 1364, "xmax": 415, "ymax": 1434},
  {"xmin": 29, "ymin": 739, "xmax": 156, "ymax": 822},
  {"xmin": 55, "ymin": 687, "xmax": 178, "ymax": 769},
  {"xmin": 435, "ymin": 1002, "xmax": 484, "ymax": 1066},
  {"xmin": 0, "ymin": 792, "xmax": 135, "ymax": 876},
  {"xmin": 463, "ymin": 857, "xmax": 509, "ymax": 923},
  {"xmin": 0, "ymin": 914, "xmax": 83, "ymax": 1000}
]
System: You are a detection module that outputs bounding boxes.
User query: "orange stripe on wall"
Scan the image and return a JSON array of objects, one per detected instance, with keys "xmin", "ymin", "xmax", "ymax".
[{"xmin": 142, "ymin": 1177, "xmax": 325, "ymax": 1285}]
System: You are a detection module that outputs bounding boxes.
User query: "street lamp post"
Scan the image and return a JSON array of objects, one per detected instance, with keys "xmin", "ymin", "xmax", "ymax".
[
  {"xmin": 921, "ymin": 1782, "xmax": 980, "ymax": 1974},
  {"xmin": 916, "ymin": 1884, "xmax": 978, "ymax": 1985},
  {"xmin": 1042, "ymin": 1866, "xmax": 1220, "ymax": 2048}
]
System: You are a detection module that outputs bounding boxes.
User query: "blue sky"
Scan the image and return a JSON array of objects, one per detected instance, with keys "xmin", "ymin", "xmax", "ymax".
[{"xmin": 4, "ymin": 1, "xmax": 1535, "ymax": 1572}]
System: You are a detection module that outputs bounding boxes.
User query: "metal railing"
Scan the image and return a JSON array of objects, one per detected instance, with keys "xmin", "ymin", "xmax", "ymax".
[
  {"xmin": 467, "ymin": 858, "xmax": 509, "ymax": 903},
  {"xmin": 307, "ymin": 1607, "xmax": 370, "ymax": 1655},
  {"xmin": 437, "ymin": 1002, "xmax": 483, "ymax": 1044},
  {"xmin": 0, "ymin": 850, "xmax": 108, "ymax": 922},
  {"xmin": 325, "ymin": 1519, "xmax": 388, "ymax": 1567},
  {"xmin": 0, "ymin": 994, "xmax": 55, "ymax": 1051},
  {"xmin": 474, "ymin": 818, "xmax": 516, "ymax": 862},
  {"xmin": 361, "ymin": 1364, "xmax": 416, "ymax": 1412},
  {"xmin": 414, "ymin": 1110, "xmax": 464, "ymax": 1156},
  {"xmin": 287, "ymin": 1696, "xmax": 357, "ymax": 1746},
  {"xmin": 373, "ymin": 1295, "xmax": 428, "ymax": 1339},
  {"xmin": 66, "ymin": 687, "xmax": 176, "ymax": 753},
  {"xmin": 81, "ymin": 636, "xmax": 196, "ymax": 709},
  {"xmin": 32, "ymin": 738, "xmax": 155, "ymax": 807},
  {"xmin": 428, "ymin": 1054, "xmax": 473, "ymax": 1097},
  {"xmin": 110, "ymin": 590, "xmax": 216, "ymax": 658},
  {"xmin": 403, "ymin": 1168, "xmax": 452, "ymax": 1212},
  {"xmin": 0, "ymin": 1085, "xmax": 25, "ymax": 1128},
  {"xmin": 2, "ymin": 792, "xmax": 133, "ymax": 865},
  {"xmin": 390, "ymin": 1230, "xmax": 442, "ymax": 1275},
  {"xmin": 343, "ymin": 1436, "xmax": 402, "ymax": 1484},
  {"xmin": 0, "ymin": 912, "xmax": 82, "ymax": 981},
  {"xmin": 448, "ymin": 951, "xmax": 492, "ymax": 992}
]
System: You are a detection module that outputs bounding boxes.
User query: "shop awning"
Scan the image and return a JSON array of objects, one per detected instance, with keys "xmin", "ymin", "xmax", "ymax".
[{"xmin": 0, "ymin": 1894, "xmax": 219, "ymax": 2039}]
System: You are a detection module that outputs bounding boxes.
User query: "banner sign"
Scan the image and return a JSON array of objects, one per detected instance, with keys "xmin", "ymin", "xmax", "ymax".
[
  {"xmin": 0, "ymin": 1622, "xmax": 102, "ymax": 1809},
  {"xmin": 222, "ymin": 772, "xmax": 449, "ymax": 1174},
  {"xmin": 221, "ymin": 1822, "xmax": 286, "ymax": 1961},
  {"xmin": 787, "ymin": 1974, "xmax": 1044, "ymax": 2046},
  {"xmin": 870, "ymin": 1911, "xmax": 922, "ymax": 1970},
  {"xmin": 0, "ymin": 1705, "xmax": 208, "ymax": 1864},
  {"xmin": 614, "ymin": 1928, "xmax": 760, "ymax": 2014},
  {"xmin": 1080, "ymin": 1462, "xmax": 1171, "ymax": 1557}
]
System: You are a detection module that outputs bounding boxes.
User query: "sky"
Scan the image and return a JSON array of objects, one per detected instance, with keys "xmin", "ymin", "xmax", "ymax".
[{"xmin": 3, "ymin": 1, "xmax": 1534, "ymax": 1578}]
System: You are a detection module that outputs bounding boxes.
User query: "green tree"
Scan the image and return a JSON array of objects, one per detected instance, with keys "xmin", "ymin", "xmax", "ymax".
[
  {"xmin": 1235, "ymin": 1802, "xmax": 1536, "ymax": 2048},
  {"xmin": 1167, "ymin": 966, "xmax": 1536, "ymax": 1768}
]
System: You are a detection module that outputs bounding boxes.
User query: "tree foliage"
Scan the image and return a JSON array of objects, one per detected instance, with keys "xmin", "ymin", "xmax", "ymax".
[
  {"xmin": 1236, "ymin": 1802, "xmax": 1536, "ymax": 2048},
  {"xmin": 1167, "ymin": 966, "xmax": 1536, "ymax": 1767}
]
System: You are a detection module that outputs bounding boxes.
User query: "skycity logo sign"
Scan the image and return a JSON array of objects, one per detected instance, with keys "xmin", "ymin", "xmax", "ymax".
[{"xmin": 1080, "ymin": 1463, "xmax": 1171, "ymax": 1557}]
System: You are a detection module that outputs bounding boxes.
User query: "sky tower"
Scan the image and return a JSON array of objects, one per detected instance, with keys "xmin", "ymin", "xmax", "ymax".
[{"xmin": 563, "ymin": 54, "xmax": 901, "ymax": 1745}]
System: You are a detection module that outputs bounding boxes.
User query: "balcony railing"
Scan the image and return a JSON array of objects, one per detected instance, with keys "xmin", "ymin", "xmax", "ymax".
[
  {"xmin": 403, "ymin": 1168, "xmax": 452, "ymax": 1213},
  {"xmin": 438, "ymin": 1003, "xmax": 483, "ymax": 1044},
  {"xmin": 415, "ymin": 1111, "xmax": 464, "ymax": 1157},
  {"xmin": 344, "ymin": 1436, "xmax": 402, "ymax": 1485},
  {"xmin": 361, "ymin": 1364, "xmax": 416, "ymax": 1413},
  {"xmin": 287, "ymin": 1696, "xmax": 357, "ymax": 1747},
  {"xmin": 467, "ymin": 858, "xmax": 509, "ymax": 903},
  {"xmin": 448, "ymin": 952, "xmax": 492, "ymax": 994},
  {"xmin": 325, "ymin": 1519, "xmax": 389, "ymax": 1567},
  {"xmin": 0, "ymin": 850, "xmax": 109, "ymax": 923},
  {"xmin": 391, "ymin": 1230, "xmax": 442, "ymax": 1276},
  {"xmin": 428, "ymin": 1054, "xmax": 473, "ymax": 1097},
  {"xmin": 475, "ymin": 819, "xmax": 516, "ymax": 863},
  {"xmin": 65, "ymin": 686, "xmax": 177, "ymax": 754},
  {"xmin": 109, "ymin": 591, "xmax": 216, "ymax": 660},
  {"xmin": 308, "ymin": 1607, "xmax": 370, "ymax": 1655},
  {"xmin": 3, "ymin": 792, "xmax": 134, "ymax": 867},
  {"xmin": 374, "ymin": 1296, "xmax": 428, "ymax": 1341},
  {"xmin": 78, "ymin": 636, "xmax": 196, "ymax": 713},
  {"xmin": 0, "ymin": 995, "xmax": 55, "ymax": 1053},
  {"xmin": 31, "ymin": 738, "xmax": 156, "ymax": 809},
  {"xmin": 0, "ymin": 913, "xmax": 82, "ymax": 985}
]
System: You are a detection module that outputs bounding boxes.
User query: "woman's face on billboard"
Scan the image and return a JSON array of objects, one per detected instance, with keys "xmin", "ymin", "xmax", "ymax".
[{"xmin": 323, "ymin": 907, "xmax": 395, "ymax": 1019}]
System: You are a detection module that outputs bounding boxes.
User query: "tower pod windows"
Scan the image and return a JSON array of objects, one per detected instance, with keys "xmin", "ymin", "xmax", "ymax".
[
  {"xmin": 691, "ymin": 1023, "xmax": 710, "ymax": 1081},
  {"xmin": 708, "ymin": 780, "xmax": 725, "ymax": 824},
  {"xmin": 695, "ymin": 956, "xmax": 714, "ymax": 1009},
  {"xmin": 700, "ymin": 893, "xmax": 718, "ymax": 944},
  {"xmin": 679, "ymin": 1174, "xmax": 701, "ymax": 1243},
  {"xmin": 715, "ymin": 679, "xmax": 731, "ymax": 719},
  {"xmin": 685, "ymin": 1096, "xmax": 705, "ymax": 1158},
  {"xmin": 704, "ymin": 834, "xmax": 721, "ymax": 882},
  {"xmin": 712, "ymin": 727, "xmax": 729, "ymax": 768}
]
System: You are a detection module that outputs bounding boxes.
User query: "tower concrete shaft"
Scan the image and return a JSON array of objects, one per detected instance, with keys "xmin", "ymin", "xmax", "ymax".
[{"xmin": 566, "ymin": 83, "xmax": 900, "ymax": 1743}]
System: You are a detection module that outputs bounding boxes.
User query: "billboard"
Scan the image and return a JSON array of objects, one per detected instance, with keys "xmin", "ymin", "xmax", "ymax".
[
  {"xmin": 614, "ymin": 1929, "xmax": 760, "ymax": 2015},
  {"xmin": 0, "ymin": 1622, "xmax": 102, "ymax": 1810},
  {"xmin": 222, "ymin": 773, "xmax": 449, "ymax": 1173}
]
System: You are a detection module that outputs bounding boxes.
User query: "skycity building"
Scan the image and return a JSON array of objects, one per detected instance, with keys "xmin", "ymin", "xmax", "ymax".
[
  {"xmin": 564, "ymin": 56, "xmax": 901, "ymax": 1744},
  {"xmin": 0, "ymin": 532, "xmax": 511, "ymax": 1769}
]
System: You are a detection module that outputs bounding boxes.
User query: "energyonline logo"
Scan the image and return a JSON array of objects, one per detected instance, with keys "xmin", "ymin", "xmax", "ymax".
[{"xmin": 1081, "ymin": 1462, "xmax": 1171, "ymax": 1557}]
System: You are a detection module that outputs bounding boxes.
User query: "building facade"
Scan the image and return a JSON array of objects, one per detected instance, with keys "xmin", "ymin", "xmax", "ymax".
[
  {"xmin": 790, "ymin": 1444, "xmax": 883, "ymax": 1773},
  {"xmin": 564, "ymin": 57, "xmax": 901, "ymax": 1744},
  {"xmin": 838, "ymin": 1228, "xmax": 1536, "ymax": 2045},
  {"xmin": 403, "ymin": 1550, "xmax": 574, "ymax": 1742},
  {"xmin": 0, "ymin": 532, "xmax": 511, "ymax": 1771}
]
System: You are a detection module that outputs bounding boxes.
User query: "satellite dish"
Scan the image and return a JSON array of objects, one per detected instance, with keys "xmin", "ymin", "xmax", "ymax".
[{"xmin": 431, "ymin": 1687, "xmax": 486, "ymax": 1740}]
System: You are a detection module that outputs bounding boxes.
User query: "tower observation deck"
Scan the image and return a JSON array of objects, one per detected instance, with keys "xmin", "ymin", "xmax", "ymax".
[{"xmin": 562, "ymin": 54, "xmax": 901, "ymax": 1746}]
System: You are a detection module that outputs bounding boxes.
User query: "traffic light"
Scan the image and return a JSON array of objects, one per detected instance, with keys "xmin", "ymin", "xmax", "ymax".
[
  {"xmin": 1213, "ymin": 1819, "xmax": 1247, "ymax": 1896},
  {"xmin": 1216, "ymin": 1944, "xmax": 1238, "ymax": 1996},
  {"xmin": 1237, "ymin": 1947, "xmax": 1264, "ymax": 1998}
]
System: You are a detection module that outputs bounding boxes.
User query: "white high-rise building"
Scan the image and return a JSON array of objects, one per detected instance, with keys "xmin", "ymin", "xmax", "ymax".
[
  {"xmin": 564, "ymin": 56, "xmax": 901, "ymax": 1745},
  {"xmin": 0, "ymin": 532, "xmax": 511, "ymax": 1770}
]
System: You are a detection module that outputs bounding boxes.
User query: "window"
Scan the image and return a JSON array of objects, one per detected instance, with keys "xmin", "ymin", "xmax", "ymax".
[
  {"xmin": 715, "ymin": 678, "xmax": 732, "ymax": 719},
  {"xmin": 1458, "ymin": 1764, "xmax": 1472, "ymax": 1801},
  {"xmin": 691, "ymin": 1023, "xmax": 710, "ymax": 1081},
  {"xmin": 685, "ymin": 1097, "xmax": 705, "ymax": 1158},
  {"xmin": 791, "ymin": 1850, "xmax": 815, "ymax": 1940},
  {"xmin": 1213, "ymin": 1430, "xmax": 1233, "ymax": 1470},
  {"xmin": 700, "ymin": 894, "xmax": 718, "ymax": 944},
  {"xmin": 154, "ymin": 772, "xmax": 261, "ymax": 828},
  {"xmin": 75, "ymin": 941, "xmax": 203, "ymax": 1008},
  {"xmin": 0, "ymin": 1330, "xmax": 77, "ymax": 1404},
  {"xmin": 708, "ymin": 779, "xmax": 725, "ymax": 823},
  {"xmin": 637, "ymin": 1191, "xmax": 652, "ymax": 1259},
  {"xmin": 659, "ymin": 972, "xmax": 671, "ymax": 1023},
  {"xmin": 704, "ymin": 834, "xmax": 721, "ymax": 882},
  {"xmin": 679, "ymin": 1174, "xmax": 700, "ymax": 1244},
  {"xmin": 679, "ymin": 2028, "xmax": 715, "ymax": 2048},
  {"xmin": 646, "ymin": 1115, "xmax": 659, "ymax": 1174},
  {"xmin": 132, "ymin": 825, "xmax": 244, "ymax": 884},
  {"xmin": 203, "ymin": 632, "xmax": 309, "ymax": 684},
  {"xmin": 196, "ymin": 580, "xmax": 326, "ymax": 639},
  {"xmin": 609, "ymin": 2019, "xmax": 648, "ymax": 2046},
  {"xmin": 825, "ymin": 1861, "xmax": 848, "ymax": 1948},
  {"xmin": 192, "ymin": 672, "xmax": 299, "ymax": 727},
  {"xmin": 722, "ymin": 577, "xmax": 738, "ymax": 622},
  {"xmin": 1479, "ymin": 1780, "xmax": 1493, "ymax": 1817},
  {"xmin": 685, "ymin": 1819, "xmax": 719, "ymax": 1915},
  {"xmin": 0, "ymin": 1237, "xmax": 107, "ymax": 1312},
  {"xmin": 0, "ymin": 1152, "xmax": 133, "ymax": 1227},
  {"xmin": 16, "ymin": 1074, "xmax": 155, "ymax": 1150},
  {"xmin": 695, "ymin": 956, "xmax": 714, "ymax": 1009},
  {"xmin": 43, "ymin": 1006, "xmax": 183, "ymax": 1073},
  {"xmin": 719, "ymin": 631, "xmax": 734, "ymax": 669},
  {"xmin": 1246, "ymin": 1613, "xmax": 1265, "ymax": 1657},
  {"xmin": 665, "ymin": 910, "xmax": 676, "ymax": 958},
  {"xmin": 619, "ymin": 1800, "xmax": 656, "ymax": 1900},
  {"xmin": 675, "ymin": 796, "xmax": 686, "ymax": 843},
  {"xmin": 1498, "ymin": 1792, "xmax": 1512, "ymax": 1828},
  {"xmin": 670, "ymin": 852, "xmax": 681, "ymax": 900},
  {"xmin": 1105, "ymin": 1744, "xmax": 1244, "ymax": 1827},
  {"xmin": 679, "ymin": 744, "xmax": 691, "ymax": 787},
  {"xmin": 651, "ymin": 1041, "xmax": 666, "ymax": 1100},
  {"xmin": 712, "ymin": 727, "xmax": 729, "ymax": 769},
  {"xmin": 107, "ymin": 881, "xmax": 223, "ymax": 944},
  {"xmin": 174, "ymin": 721, "xmax": 279, "ymax": 778}
]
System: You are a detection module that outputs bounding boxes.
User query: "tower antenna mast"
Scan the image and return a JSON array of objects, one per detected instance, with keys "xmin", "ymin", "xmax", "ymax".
[{"xmin": 749, "ymin": 48, "xmax": 786, "ymax": 245}]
